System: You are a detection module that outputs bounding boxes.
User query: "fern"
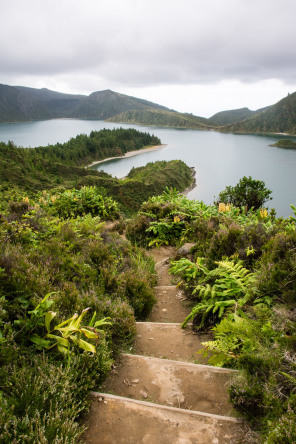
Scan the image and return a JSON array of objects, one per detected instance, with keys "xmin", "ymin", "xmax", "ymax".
[
  {"xmin": 169, "ymin": 257, "xmax": 209, "ymax": 282},
  {"xmin": 181, "ymin": 259, "xmax": 255, "ymax": 329}
]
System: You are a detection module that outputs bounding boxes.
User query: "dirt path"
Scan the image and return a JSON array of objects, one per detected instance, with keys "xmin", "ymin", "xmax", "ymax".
[{"xmin": 83, "ymin": 246, "xmax": 245, "ymax": 443}]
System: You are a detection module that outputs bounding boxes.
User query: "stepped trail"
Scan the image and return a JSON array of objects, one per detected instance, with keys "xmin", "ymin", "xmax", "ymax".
[{"xmin": 83, "ymin": 246, "xmax": 246, "ymax": 443}]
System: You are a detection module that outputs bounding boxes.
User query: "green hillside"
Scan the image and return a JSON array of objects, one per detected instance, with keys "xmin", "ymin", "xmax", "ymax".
[
  {"xmin": 222, "ymin": 92, "xmax": 296, "ymax": 135},
  {"xmin": 0, "ymin": 85, "xmax": 172, "ymax": 122},
  {"xmin": 210, "ymin": 106, "xmax": 269, "ymax": 126},
  {"xmin": 0, "ymin": 128, "xmax": 193, "ymax": 214},
  {"xmin": 270, "ymin": 138, "xmax": 296, "ymax": 149},
  {"xmin": 68, "ymin": 89, "xmax": 171, "ymax": 120},
  {"xmin": 0, "ymin": 84, "xmax": 53, "ymax": 121},
  {"xmin": 1, "ymin": 83, "xmax": 296, "ymax": 134},
  {"xmin": 107, "ymin": 108, "xmax": 216, "ymax": 129}
]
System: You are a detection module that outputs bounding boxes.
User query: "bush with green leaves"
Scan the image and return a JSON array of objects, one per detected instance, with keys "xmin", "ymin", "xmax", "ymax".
[
  {"xmin": 200, "ymin": 308, "xmax": 296, "ymax": 442},
  {"xmin": 126, "ymin": 187, "xmax": 277, "ymax": 249},
  {"xmin": 0, "ymin": 191, "xmax": 157, "ymax": 442},
  {"xmin": 215, "ymin": 175, "xmax": 272, "ymax": 211},
  {"xmin": 39, "ymin": 186, "xmax": 120, "ymax": 220},
  {"xmin": 170, "ymin": 258, "xmax": 256, "ymax": 330},
  {"xmin": 257, "ymin": 230, "xmax": 296, "ymax": 304}
]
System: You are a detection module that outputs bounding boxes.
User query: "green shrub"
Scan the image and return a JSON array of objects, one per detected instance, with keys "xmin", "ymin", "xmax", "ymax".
[
  {"xmin": 0, "ymin": 348, "xmax": 112, "ymax": 443},
  {"xmin": 257, "ymin": 231, "xmax": 296, "ymax": 304},
  {"xmin": 266, "ymin": 403, "xmax": 296, "ymax": 443},
  {"xmin": 40, "ymin": 186, "xmax": 120, "ymax": 220},
  {"xmin": 216, "ymin": 176, "xmax": 272, "ymax": 211},
  {"xmin": 122, "ymin": 271, "xmax": 156, "ymax": 319}
]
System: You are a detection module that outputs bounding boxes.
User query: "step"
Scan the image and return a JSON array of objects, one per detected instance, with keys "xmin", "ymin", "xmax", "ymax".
[
  {"xmin": 83, "ymin": 392, "xmax": 245, "ymax": 444},
  {"xmin": 147, "ymin": 286, "xmax": 190, "ymax": 323},
  {"xmin": 101, "ymin": 353, "xmax": 237, "ymax": 416},
  {"xmin": 133, "ymin": 322, "xmax": 212, "ymax": 363},
  {"xmin": 147, "ymin": 247, "xmax": 177, "ymax": 286}
]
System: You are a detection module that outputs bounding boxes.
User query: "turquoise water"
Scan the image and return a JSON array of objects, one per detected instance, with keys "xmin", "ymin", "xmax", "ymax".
[{"xmin": 0, "ymin": 119, "xmax": 295, "ymax": 217}]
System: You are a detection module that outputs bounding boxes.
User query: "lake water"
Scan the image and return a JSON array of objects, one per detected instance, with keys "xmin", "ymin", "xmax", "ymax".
[{"xmin": 1, "ymin": 118, "xmax": 296, "ymax": 218}]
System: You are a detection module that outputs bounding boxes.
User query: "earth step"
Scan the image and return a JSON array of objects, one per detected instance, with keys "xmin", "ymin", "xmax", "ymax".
[
  {"xmin": 148, "ymin": 285, "xmax": 190, "ymax": 323},
  {"xmin": 83, "ymin": 392, "xmax": 245, "ymax": 444},
  {"xmin": 101, "ymin": 353, "xmax": 237, "ymax": 416},
  {"xmin": 133, "ymin": 322, "xmax": 212, "ymax": 363}
]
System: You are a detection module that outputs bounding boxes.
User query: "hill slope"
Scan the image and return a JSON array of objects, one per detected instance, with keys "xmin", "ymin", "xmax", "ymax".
[
  {"xmin": 210, "ymin": 106, "xmax": 269, "ymax": 126},
  {"xmin": 107, "ymin": 108, "xmax": 216, "ymax": 130},
  {"xmin": 0, "ymin": 85, "xmax": 173, "ymax": 122},
  {"xmin": 222, "ymin": 93, "xmax": 296, "ymax": 134},
  {"xmin": 0, "ymin": 84, "xmax": 54, "ymax": 121},
  {"xmin": 1, "ymin": 84, "xmax": 296, "ymax": 135},
  {"xmin": 68, "ymin": 89, "xmax": 172, "ymax": 120}
]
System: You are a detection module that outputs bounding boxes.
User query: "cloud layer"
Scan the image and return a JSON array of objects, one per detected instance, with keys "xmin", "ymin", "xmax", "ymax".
[{"xmin": 1, "ymin": 0, "xmax": 296, "ymax": 115}]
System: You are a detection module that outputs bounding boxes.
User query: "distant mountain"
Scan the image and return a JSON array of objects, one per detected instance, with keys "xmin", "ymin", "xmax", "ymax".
[
  {"xmin": 209, "ymin": 106, "xmax": 269, "ymax": 126},
  {"xmin": 0, "ymin": 85, "xmax": 172, "ymax": 122},
  {"xmin": 0, "ymin": 84, "xmax": 295, "ymax": 135},
  {"xmin": 67, "ymin": 89, "xmax": 172, "ymax": 120},
  {"xmin": 221, "ymin": 93, "xmax": 296, "ymax": 135},
  {"xmin": 15, "ymin": 86, "xmax": 84, "ymax": 116},
  {"xmin": 0, "ymin": 84, "xmax": 53, "ymax": 121},
  {"xmin": 107, "ymin": 108, "xmax": 217, "ymax": 130},
  {"xmin": 0, "ymin": 84, "xmax": 215, "ymax": 129}
]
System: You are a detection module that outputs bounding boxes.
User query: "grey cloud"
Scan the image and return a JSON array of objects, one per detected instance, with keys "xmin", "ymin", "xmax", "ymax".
[{"xmin": 1, "ymin": 0, "xmax": 296, "ymax": 87}]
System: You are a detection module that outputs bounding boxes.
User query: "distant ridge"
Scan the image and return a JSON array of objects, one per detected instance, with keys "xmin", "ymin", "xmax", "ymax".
[
  {"xmin": 221, "ymin": 92, "xmax": 296, "ymax": 135},
  {"xmin": 210, "ymin": 106, "xmax": 269, "ymax": 126},
  {"xmin": 67, "ymin": 89, "xmax": 172, "ymax": 120},
  {"xmin": 107, "ymin": 108, "xmax": 216, "ymax": 130},
  {"xmin": 0, "ymin": 83, "xmax": 295, "ymax": 135},
  {"xmin": 0, "ymin": 85, "xmax": 172, "ymax": 123}
]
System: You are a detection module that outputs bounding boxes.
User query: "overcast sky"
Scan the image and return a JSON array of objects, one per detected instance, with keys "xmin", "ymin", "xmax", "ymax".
[{"xmin": 1, "ymin": 0, "xmax": 296, "ymax": 117}]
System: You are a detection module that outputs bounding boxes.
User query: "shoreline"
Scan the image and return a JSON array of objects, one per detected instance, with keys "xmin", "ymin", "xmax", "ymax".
[
  {"xmin": 87, "ymin": 144, "xmax": 167, "ymax": 168},
  {"xmin": 181, "ymin": 167, "xmax": 197, "ymax": 195}
]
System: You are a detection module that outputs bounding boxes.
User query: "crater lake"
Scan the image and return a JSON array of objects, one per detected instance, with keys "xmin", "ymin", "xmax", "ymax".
[{"xmin": 1, "ymin": 118, "xmax": 295, "ymax": 217}]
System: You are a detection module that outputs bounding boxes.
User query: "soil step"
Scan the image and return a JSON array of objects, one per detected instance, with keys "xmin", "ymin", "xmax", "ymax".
[
  {"xmin": 147, "ymin": 285, "xmax": 190, "ymax": 323},
  {"xmin": 133, "ymin": 322, "xmax": 212, "ymax": 363},
  {"xmin": 101, "ymin": 353, "xmax": 237, "ymax": 416},
  {"xmin": 83, "ymin": 392, "xmax": 245, "ymax": 444},
  {"xmin": 147, "ymin": 246, "xmax": 177, "ymax": 286}
]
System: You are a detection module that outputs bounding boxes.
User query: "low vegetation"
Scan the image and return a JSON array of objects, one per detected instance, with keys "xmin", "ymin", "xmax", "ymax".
[
  {"xmin": 0, "ymin": 187, "xmax": 157, "ymax": 442},
  {"xmin": 1, "ymin": 121, "xmax": 295, "ymax": 443},
  {"xmin": 126, "ymin": 182, "xmax": 296, "ymax": 443},
  {"xmin": 0, "ymin": 127, "xmax": 197, "ymax": 443}
]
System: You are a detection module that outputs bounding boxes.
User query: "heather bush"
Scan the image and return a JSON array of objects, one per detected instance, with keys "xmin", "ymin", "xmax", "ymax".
[
  {"xmin": 0, "ymin": 189, "xmax": 157, "ymax": 442},
  {"xmin": 257, "ymin": 231, "xmax": 296, "ymax": 304}
]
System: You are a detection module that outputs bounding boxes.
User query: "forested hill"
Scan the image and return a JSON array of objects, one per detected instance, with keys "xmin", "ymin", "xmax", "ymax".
[
  {"xmin": 0, "ymin": 128, "xmax": 161, "ymax": 190},
  {"xmin": 209, "ymin": 106, "xmax": 270, "ymax": 126},
  {"xmin": 107, "ymin": 108, "xmax": 216, "ymax": 130},
  {"xmin": 0, "ymin": 85, "xmax": 172, "ymax": 122},
  {"xmin": 0, "ymin": 128, "xmax": 193, "ymax": 213},
  {"xmin": 0, "ymin": 84, "xmax": 212, "ymax": 128},
  {"xmin": 221, "ymin": 92, "xmax": 296, "ymax": 135},
  {"xmin": 1, "ymin": 83, "xmax": 296, "ymax": 135}
]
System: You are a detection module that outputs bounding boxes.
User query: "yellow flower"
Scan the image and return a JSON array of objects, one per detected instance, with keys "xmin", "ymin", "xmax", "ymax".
[
  {"xmin": 219, "ymin": 203, "xmax": 226, "ymax": 212},
  {"xmin": 174, "ymin": 216, "xmax": 180, "ymax": 223},
  {"xmin": 23, "ymin": 196, "xmax": 29, "ymax": 204},
  {"xmin": 51, "ymin": 195, "xmax": 56, "ymax": 203},
  {"xmin": 260, "ymin": 208, "xmax": 268, "ymax": 218}
]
